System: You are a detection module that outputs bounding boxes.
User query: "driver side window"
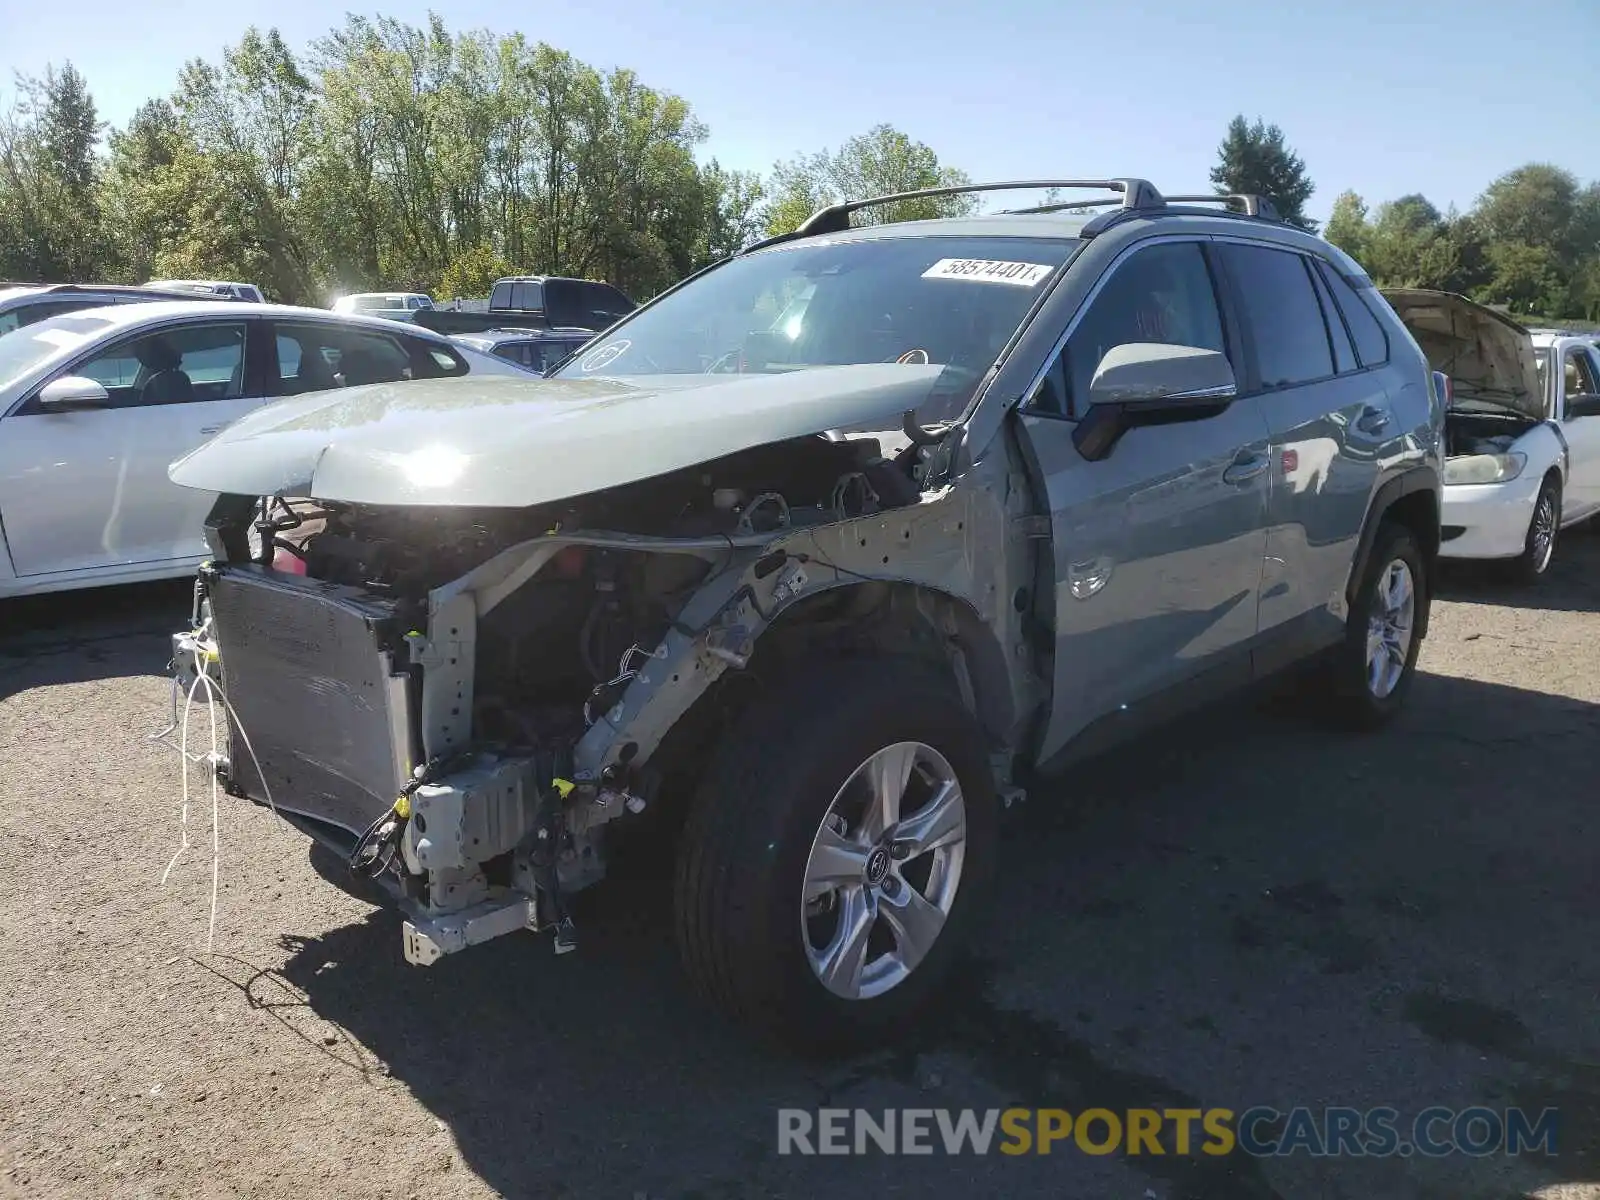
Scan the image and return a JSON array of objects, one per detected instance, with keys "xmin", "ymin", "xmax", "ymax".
[
  {"xmin": 1032, "ymin": 241, "xmax": 1227, "ymax": 418},
  {"xmin": 1564, "ymin": 348, "xmax": 1599, "ymax": 400}
]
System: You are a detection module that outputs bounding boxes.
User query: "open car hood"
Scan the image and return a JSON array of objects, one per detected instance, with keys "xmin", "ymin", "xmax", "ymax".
[
  {"xmin": 1381, "ymin": 288, "xmax": 1545, "ymax": 422},
  {"xmin": 167, "ymin": 365, "xmax": 946, "ymax": 508}
]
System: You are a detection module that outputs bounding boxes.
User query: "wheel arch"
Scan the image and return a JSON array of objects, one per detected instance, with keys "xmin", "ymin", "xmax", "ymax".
[{"xmin": 1347, "ymin": 466, "xmax": 1441, "ymax": 638}]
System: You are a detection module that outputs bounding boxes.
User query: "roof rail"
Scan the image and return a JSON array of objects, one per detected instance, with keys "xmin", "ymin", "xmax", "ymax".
[
  {"xmin": 1163, "ymin": 193, "xmax": 1281, "ymax": 221},
  {"xmin": 792, "ymin": 178, "xmax": 1165, "ymax": 237}
]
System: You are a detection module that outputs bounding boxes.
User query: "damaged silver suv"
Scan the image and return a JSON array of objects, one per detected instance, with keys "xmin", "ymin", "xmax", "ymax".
[{"xmin": 167, "ymin": 178, "xmax": 1444, "ymax": 1051}]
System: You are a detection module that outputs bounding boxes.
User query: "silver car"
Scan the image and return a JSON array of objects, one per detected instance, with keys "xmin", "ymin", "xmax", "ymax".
[
  {"xmin": 166, "ymin": 178, "xmax": 1443, "ymax": 1052},
  {"xmin": 0, "ymin": 301, "xmax": 529, "ymax": 598}
]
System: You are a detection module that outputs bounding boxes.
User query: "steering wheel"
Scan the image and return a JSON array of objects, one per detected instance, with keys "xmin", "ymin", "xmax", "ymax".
[{"xmin": 706, "ymin": 349, "xmax": 742, "ymax": 374}]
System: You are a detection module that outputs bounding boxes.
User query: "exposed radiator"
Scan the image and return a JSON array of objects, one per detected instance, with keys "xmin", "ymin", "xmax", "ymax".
[{"xmin": 205, "ymin": 565, "xmax": 418, "ymax": 836}]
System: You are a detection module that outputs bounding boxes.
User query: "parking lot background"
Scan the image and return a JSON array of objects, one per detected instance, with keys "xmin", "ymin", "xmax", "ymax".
[{"xmin": 2, "ymin": 536, "xmax": 1597, "ymax": 1199}]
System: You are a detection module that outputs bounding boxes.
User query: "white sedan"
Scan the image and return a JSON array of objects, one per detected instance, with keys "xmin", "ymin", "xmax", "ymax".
[
  {"xmin": 1384, "ymin": 290, "xmax": 1600, "ymax": 584},
  {"xmin": 0, "ymin": 300, "xmax": 527, "ymax": 598}
]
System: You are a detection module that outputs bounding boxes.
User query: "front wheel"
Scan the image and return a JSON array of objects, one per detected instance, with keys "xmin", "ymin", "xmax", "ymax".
[
  {"xmin": 1498, "ymin": 474, "xmax": 1561, "ymax": 585},
  {"xmin": 673, "ymin": 658, "xmax": 997, "ymax": 1054}
]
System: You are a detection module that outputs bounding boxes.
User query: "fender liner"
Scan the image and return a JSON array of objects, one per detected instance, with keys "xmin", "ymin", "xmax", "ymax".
[{"xmin": 1346, "ymin": 465, "xmax": 1440, "ymax": 638}]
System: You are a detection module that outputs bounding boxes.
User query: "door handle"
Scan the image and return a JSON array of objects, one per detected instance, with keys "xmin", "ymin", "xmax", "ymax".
[
  {"xmin": 1356, "ymin": 406, "xmax": 1391, "ymax": 435},
  {"xmin": 1223, "ymin": 452, "xmax": 1270, "ymax": 486},
  {"xmin": 199, "ymin": 424, "xmax": 225, "ymax": 435}
]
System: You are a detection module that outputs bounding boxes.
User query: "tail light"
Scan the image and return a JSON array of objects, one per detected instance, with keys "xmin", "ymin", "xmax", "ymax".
[{"xmin": 1432, "ymin": 370, "xmax": 1453, "ymax": 408}]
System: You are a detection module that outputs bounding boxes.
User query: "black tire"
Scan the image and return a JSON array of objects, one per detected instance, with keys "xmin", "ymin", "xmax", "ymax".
[
  {"xmin": 1323, "ymin": 522, "xmax": 1427, "ymax": 730},
  {"xmin": 1497, "ymin": 474, "xmax": 1561, "ymax": 585},
  {"xmin": 673, "ymin": 657, "xmax": 997, "ymax": 1055}
]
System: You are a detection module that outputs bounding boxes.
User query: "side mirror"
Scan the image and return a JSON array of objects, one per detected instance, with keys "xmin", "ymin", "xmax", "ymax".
[
  {"xmin": 37, "ymin": 375, "xmax": 112, "ymax": 411},
  {"xmin": 1567, "ymin": 393, "xmax": 1600, "ymax": 419},
  {"xmin": 1072, "ymin": 342, "xmax": 1237, "ymax": 461}
]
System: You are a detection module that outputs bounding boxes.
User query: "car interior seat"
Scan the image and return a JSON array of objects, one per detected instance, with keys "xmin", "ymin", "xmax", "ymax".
[{"xmin": 136, "ymin": 339, "xmax": 194, "ymax": 405}]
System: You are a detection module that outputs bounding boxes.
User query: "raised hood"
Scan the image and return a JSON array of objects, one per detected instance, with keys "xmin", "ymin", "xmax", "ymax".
[
  {"xmin": 1381, "ymin": 288, "xmax": 1545, "ymax": 422},
  {"xmin": 168, "ymin": 364, "xmax": 946, "ymax": 508}
]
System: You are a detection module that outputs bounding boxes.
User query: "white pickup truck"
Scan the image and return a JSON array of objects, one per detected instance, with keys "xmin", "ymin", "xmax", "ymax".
[{"xmin": 1385, "ymin": 292, "xmax": 1600, "ymax": 583}]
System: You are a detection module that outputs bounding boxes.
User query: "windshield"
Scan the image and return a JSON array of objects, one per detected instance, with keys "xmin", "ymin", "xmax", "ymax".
[
  {"xmin": 553, "ymin": 235, "xmax": 1077, "ymax": 417},
  {"xmin": 0, "ymin": 312, "xmax": 118, "ymax": 390}
]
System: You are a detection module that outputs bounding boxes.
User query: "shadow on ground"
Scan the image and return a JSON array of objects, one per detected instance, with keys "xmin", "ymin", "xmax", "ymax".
[
  {"xmin": 0, "ymin": 580, "xmax": 190, "ymax": 700},
  {"xmin": 236, "ymin": 667, "xmax": 1600, "ymax": 1200},
  {"xmin": 1435, "ymin": 523, "xmax": 1600, "ymax": 614}
]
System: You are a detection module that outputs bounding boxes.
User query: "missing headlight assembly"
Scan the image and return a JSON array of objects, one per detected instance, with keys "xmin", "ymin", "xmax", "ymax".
[{"xmin": 168, "ymin": 429, "xmax": 1039, "ymax": 969}]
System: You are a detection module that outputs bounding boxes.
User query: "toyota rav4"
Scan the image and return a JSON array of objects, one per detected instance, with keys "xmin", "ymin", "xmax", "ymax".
[{"xmin": 165, "ymin": 177, "xmax": 1444, "ymax": 1052}]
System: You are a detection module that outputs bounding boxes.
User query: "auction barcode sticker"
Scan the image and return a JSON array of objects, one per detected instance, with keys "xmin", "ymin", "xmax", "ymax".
[{"xmin": 921, "ymin": 258, "xmax": 1054, "ymax": 287}]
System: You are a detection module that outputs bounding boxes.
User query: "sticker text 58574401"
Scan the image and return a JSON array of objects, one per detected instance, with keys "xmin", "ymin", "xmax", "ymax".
[{"xmin": 921, "ymin": 258, "xmax": 1054, "ymax": 287}]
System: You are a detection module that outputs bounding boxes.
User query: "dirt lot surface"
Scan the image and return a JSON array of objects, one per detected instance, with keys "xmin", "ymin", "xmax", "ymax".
[{"xmin": 2, "ymin": 534, "xmax": 1598, "ymax": 1200}]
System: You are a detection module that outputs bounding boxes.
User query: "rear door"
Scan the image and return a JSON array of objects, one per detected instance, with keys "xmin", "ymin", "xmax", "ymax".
[
  {"xmin": 1559, "ymin": 345, "xmax": 1600, "ymax": 521},
  {"xmin": 1210, "ymin": 242, "xmax": 1395, "ymax": 657},
  {"xmin": 0, "ymin": 317, "xmax": 268, "ymax": 576}
]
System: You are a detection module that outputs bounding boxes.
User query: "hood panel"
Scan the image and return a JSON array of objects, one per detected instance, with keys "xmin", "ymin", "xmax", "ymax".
[
  {"xmin": 168, "ymin": 365, "xmax": 944, "ymax": 507},
  {"xmin": 1381, "ymin": 289, "xmax": 1545, "ymax": 422}
]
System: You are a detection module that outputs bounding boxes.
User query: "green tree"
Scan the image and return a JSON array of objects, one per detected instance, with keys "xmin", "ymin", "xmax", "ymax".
[
  {"xmin": 437, "ymin": 242, "xmax": 514, "ymax": 300},
  {"xmin": 1323, "ymin": 190, "xmax": 1369, "ymax": 261},
  {"xmin": 761, "ymin": 124, "xmax": 974, "ymax": 236},
  {"xmin": 0, "ymin": 62, "xmax": 108, "ymax": 280},
  {"xmin": 1209, "ymin": 115, "xmax": 1317, "ymax": 231}
]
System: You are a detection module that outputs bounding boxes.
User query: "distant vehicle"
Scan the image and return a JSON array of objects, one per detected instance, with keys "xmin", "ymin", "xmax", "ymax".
[
  {"xmin": 0, "ymin": 283, "xmax": 237, "ymax": 337},
  {"xmin": 332, "ymin": 292, "xmax": 436, "ymax": 323},
  {"xmin": 0, "ymin": 300, "xmax": 528, "ymax": 599},
  {"xmin": 1385, "ymin": 290, "xmax": 1600, "ymax": 583},
  {"xmin": 413, "ymin": 275, "xmax": 634, "ymax": 337},
  {"xmin": 451, "ymin": 327, "xmax": 595, "ymax": 373},
  {"xmin": 146, "ymin": 279, "xmax": 266, "ymax": 303}
]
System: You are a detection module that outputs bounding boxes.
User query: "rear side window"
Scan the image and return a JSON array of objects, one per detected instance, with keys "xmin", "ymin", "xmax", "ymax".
[
  {"xmin": 1307, "ymin": 263, "xmax": 1357, "ymax": 374},
  {"xmin": 1315, "ymin": 261, "xmax": 1390, "ymax": 368},
  {"xmin": 270, "ymin": 322, "xmax": 414, "ymax": 395},
  {"xmin": 1217, "ymin": 243, "xmax": 1333, "ymax": 388}
]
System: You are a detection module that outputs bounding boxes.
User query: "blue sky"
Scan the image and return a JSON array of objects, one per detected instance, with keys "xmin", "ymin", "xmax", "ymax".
[{"xmin": 3, "ymin": 0, "xmax": 1597, "ymax": 225}]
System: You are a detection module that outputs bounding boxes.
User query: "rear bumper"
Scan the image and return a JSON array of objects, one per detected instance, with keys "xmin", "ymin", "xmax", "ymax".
[{"xmin": 1438, "ymin": 476, "xmax": 1541, "ymax": 560}]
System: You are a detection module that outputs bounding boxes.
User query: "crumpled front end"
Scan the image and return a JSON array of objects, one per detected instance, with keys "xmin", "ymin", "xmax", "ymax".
[{"xmin": 167, "ymin": 426, "xmax": 1042, "ymax": 967}]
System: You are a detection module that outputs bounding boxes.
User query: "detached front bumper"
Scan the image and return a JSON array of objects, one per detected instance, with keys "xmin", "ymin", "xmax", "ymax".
[{"xmin": 1439, "ymin": 474, "xmax": 1542, "ymax": 560}]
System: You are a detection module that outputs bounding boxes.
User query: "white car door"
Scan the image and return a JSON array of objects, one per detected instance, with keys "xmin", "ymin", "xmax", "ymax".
[
  {"xmin": 0, "ymin": 317, "xmax": 267, "ymax": 578},
  {"xmin": 1558, "ymin": 345, "xmax": 1600, "ymax": 523}
]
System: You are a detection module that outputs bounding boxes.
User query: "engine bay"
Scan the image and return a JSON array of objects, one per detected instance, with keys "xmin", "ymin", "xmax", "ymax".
[
  {"xmin": 1445, "ymin": 410, "xmax": 1536, "ymax": 459},
  {"xmin": 243, "ymin": 430, "xmax": 926, "ymax": 770}
]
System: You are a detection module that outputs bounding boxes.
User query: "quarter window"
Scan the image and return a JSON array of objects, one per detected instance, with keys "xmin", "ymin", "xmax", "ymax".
[{"xmin": 1041, "ymin": 240, "xmax": 1227, "ymax": 417}]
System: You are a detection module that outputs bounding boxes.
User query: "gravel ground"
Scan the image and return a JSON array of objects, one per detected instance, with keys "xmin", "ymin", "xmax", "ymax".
[{"xmin": 1, "ymin": 533, "xmax": 1597, "ymax": 1200}]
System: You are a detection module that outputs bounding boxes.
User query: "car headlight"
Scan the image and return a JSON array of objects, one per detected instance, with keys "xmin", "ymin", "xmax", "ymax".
[{"xmin": 1444, "ymin": 452, "xmax": 1527, "ymax": 485}]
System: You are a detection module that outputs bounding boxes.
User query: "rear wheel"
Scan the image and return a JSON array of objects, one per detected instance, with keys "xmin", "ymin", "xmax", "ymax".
[
  {"xmin": 1498, "ymin": 475, "xmax": 1561, "ymax": 585},
  {"xmin": 673, "ymin": 657, "xmax": 997, "ymax": 1054},
  {"xmin": 1322, "ymin": 522, "xmax": 1427, "ymax": 730}
]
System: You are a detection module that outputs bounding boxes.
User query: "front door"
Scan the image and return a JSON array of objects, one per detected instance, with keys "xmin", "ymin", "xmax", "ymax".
[
  {"xmin": 1559, "ymin": 345, "xmax": 1600, "ymax": 522},
  {"xmin": 1015, "ymin": 238, "xmax": 1272, "ymax": 759},
  {"xmin": 0, "ymin": 318, "xmax": 265, "ymax": 577}
]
